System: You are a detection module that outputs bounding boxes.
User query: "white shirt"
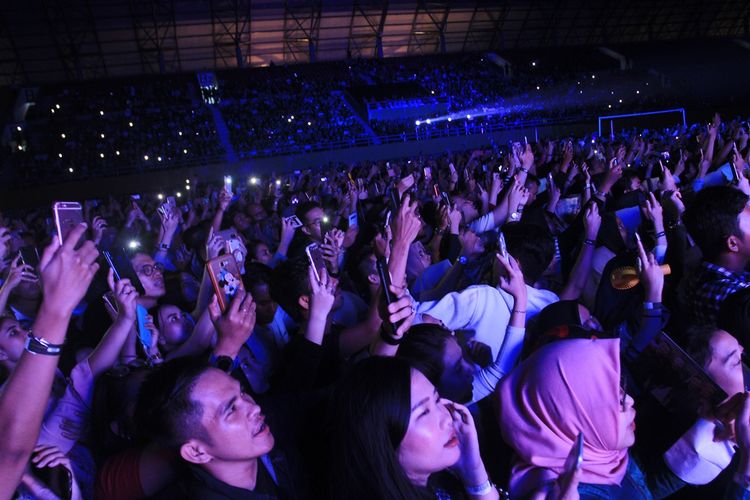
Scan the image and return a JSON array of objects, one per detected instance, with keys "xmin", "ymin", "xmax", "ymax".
[{"xmin": 415, "ymin": 284, "xmax": 559, "ymax": 358}]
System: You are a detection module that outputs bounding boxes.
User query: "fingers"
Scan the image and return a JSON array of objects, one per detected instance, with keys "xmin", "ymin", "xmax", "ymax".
[
  {"xmin": 208, "ymin": 294, "xmax": 221, "ymax": 322},
  {"xmin": 62, "ymin": 223, "xmax": 87, "ymax": 251},
  {"xmin": 107, "ymin": 267, "xmax": 115, "ymax": 291},
  {"xmin": 228, "ymin": 288, "xmax": 247, "ymax": 316},
  {"xmin": 635, "ymin": 232, "xmax": 648, "ymax": 265},
  {"xmin": 39, "ymin": 236, "xmax": 61, "ymax": 270}
]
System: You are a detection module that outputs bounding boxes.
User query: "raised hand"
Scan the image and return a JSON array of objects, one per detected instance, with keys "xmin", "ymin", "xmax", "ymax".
[
  {"xmin": 208, "ymin": 289, "xmax": 256, "ymax": 358},
  {"xmin": 495, "ymin": 253, "xmax": 527, "ymax": 301},
  {"xmin": 635, "ymin": 233, "xmax": 664, "ymax": 303},
  {"xmin": 91, "ymin": 216, "xmax": 108, "ymax": 245},
  {"xmin": 106, "ymin": 268, "xmax": 137, "ymax": 322},
  {"xmin": 2, "ymin": 254, "xmax": 37, "ymax": 293},
  {"xmin": 38, "ymin": 223, "xmax": 99, "ymax": 317}
]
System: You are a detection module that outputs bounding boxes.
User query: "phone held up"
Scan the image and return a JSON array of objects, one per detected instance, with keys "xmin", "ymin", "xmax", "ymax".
[{"xmin": 207, "ymin": 253, "xmax": 245, "ymax": 313}]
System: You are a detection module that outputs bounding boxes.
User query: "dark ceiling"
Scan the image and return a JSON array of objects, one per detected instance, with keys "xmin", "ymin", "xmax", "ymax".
[{"xmin": 1, "ymin": 0, "xmax": 748, "ymax": 86}]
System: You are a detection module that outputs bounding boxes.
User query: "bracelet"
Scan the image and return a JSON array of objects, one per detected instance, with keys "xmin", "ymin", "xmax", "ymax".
[
  {"xmin": 512, "ymin": 309, "xmax": 526, "ymax": 314},
  {"xmin": 583, "ymin": 238, "xmax": 596, "ymax": 246},
  {"xmin": 156, "ymin": 242, "xmax": 170, "ymax": 251},
  {"xmin": 465, "ymin": 480, "xmax": 493, "ymax": 496},
  {"xmin": 379, "ymin": 327, "xmax": 402, "ymax": 346},
  {"xmin": 25, "ymin": 332, "xmax": 64, "ymax": 356},
  {"xmin": 655, "ymin": 231, "xmax": 666, "ymax": 239}
]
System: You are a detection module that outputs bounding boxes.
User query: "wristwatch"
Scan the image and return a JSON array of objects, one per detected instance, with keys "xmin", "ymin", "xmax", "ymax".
[{"xmin": 25, "ymin": 333, "xmax": 63, "ymax": 355}]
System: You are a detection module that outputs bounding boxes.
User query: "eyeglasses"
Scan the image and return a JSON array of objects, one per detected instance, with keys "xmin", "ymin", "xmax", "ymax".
[{"xmin": 138, "ymin": 262, "xmax": 165, "ymax": 276}]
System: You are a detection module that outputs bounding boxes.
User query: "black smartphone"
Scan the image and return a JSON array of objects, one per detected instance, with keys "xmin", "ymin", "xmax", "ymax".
[
  {"xmin": 18, "ymin": 246, "xmax": 40, "ymax": 268},
  {"xmin": 376, "ymin": 256, "xmax": 402, "ymax": 331},
  {"xmin": 102, "ymin": 249, "xmax": 145, "ymax": 295}
]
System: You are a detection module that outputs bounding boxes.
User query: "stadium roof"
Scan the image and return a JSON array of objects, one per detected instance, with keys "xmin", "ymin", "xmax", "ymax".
[{"xmin": 1, "ymin": 0, "xmax": 748, "ymax": 86}]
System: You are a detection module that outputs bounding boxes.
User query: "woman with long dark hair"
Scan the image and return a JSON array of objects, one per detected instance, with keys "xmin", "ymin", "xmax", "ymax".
[{"xmin": 327, "ymin": 356, "xmax": 500, "ymax": 500}]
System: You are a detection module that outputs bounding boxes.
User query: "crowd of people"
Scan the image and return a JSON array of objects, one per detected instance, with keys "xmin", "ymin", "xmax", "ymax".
[
  {"xmin": 3, "ymin": 52, "xmax": 682, "ymax": 190},
  {"xmin": 7, "ymin": 76, "xmax": 224, "ymax": 187},
  {"xmin": 3, "ymin": 107, "xmax": 750, "ymax": 499}
]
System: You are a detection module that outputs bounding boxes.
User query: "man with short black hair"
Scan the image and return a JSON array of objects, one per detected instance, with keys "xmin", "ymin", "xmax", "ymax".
[
  {"xmin": 136, "ymin": 358, "xmax": 299, "ymax": 499},
  {"xmin": 683, "ymin": 186, "xmax": 750, "ymax": 325}
]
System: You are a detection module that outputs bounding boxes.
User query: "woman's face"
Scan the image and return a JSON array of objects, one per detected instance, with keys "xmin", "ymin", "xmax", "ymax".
[
  {"xmin": 157, "ymin": 304, "xmax": 194, "ymax": 350},
  {"xmin": 617, "ymin": 392, "xmax": 636, "ymax": 450},
  {"xmin": 705, "ymin": 329, "xmax": 745, "ymax": 397},
  {"xmin": 397, "ymin": 369, "xmax": 461, "ymax": 484},
  {"xmin": 439, "ymin": 337, "xmax": 475, "ymax": 403}
]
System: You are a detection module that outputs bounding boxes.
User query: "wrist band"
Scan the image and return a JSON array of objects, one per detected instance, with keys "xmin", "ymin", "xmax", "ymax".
[
  {"xmin": 156, "ymin": 242, "xmax": 170, "ymax": 251},
  {"xmin": 25, "ymin": 332, "xmax": 63, "ymax": 356},
  {"xmin": 655, "ymin": 231, "xmax": 666, "ymax": 239},
  {"xmin": 512, "ymin": 309, "xmax": 526, "ymax": 314},
  {"xmin": 465, "ymin": 480, "xmax": 493, "ymax": 496},
  {"xmin": 584, "ymin": 238, "xmax": 596, "ymax": 246},
  {"xmin": 379, "ymin": 327, "xmax": 402, "ymax": 346}
]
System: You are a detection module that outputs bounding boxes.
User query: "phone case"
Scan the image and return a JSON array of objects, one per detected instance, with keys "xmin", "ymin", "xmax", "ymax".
[
  {"xmin": 207, "ymin": 254, "xmax": 244, "ymax": 312},
  {"xmin": 53, "ymin": 201, "xmax": 83, "ymax": 245},
  {"xmin": 136, "ymin": 304, "xmax": 151, "ymax": 349},
  {"xmin": 305, "ymin": 244, "xmax": 326, "ymax": 283}
]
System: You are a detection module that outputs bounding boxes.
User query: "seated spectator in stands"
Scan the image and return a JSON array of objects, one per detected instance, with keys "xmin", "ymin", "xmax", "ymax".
[{"xmin": 682, "ymin": 186, "xmax": 750, "ymax": 325}]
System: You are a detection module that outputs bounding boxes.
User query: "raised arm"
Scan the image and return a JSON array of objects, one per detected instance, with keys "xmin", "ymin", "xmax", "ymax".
[
  {"xmin": 559, "ymin": 202, "xmax": 601, "ymax": 300},
  {"xmin": 0, "ymin": 224, "xmax": 99, "ymax": 497}
]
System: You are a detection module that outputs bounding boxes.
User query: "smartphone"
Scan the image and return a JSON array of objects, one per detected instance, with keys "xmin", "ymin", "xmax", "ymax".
[
  {"xmin": 433, "ymin": 183, "xmax": 440, "ymax": 198},
  {"xmin": 348, "ymin": 212, "xmax": 358, "ymax": 228},
  {"xmin": 284, "ymin": 215, "xmax": 303, "ymax": 229},
  {"xmin": 381, "ymin": 210, "xmax": 392, "ymax": 235},
  {"xmin": 130, "ymin": 194, "xmax": 141, "ymax": 201},
  {"xmin": 218, "ymin": 229, "xmax": 245, "ymax": 262},
  {"xmin": 547, "ymin": 172, "xmax": 554, "ymax": 191},
  {"xmin": 389, "ymin": 188, "xmax": 401, "ymax": 212},
  {"xmin": 53, "ymin": 201, "xmax": 83, "ymax": 246},
  {"xmin": 497, "ymin": 231, "xmax": 508, "ymax": 259},
  {"xmin": 206, "ymin": 253, "xmax": 244, "ymax": 313},
  {"xmin": 18, "ymin": 246, "xmax": 39, "ymax": 268},
  {"xmin": 305, "ymin": 243, "xmax": 327, "ymax": 283},
  {"xmin": 135, "ymin": 304, "xmax": 151, "ymax": 350},
  {"xmin": 423, "ymin": 167, "xmax": 432, "ymax": 178},
  {"xmin": 563, "ymin": 432, "xmax": 584, "ymax": 472},
  {"xmin": 440, "ymin": 191, "xmax": 452, "ymax": 207},
  {"xmin": 376, "ymin": 256, "xmax": 402, "ymax": 330},
  {"xmin": 102, "ymin": 249, "xmax": 145, "ymax": 295},
  {"xmin": 224, "ymin": 175, "xmax": 233, "ymax": 193},
  {"xmin": 167, "ymin": 196, "xmax": 177, "ymax": 207}
]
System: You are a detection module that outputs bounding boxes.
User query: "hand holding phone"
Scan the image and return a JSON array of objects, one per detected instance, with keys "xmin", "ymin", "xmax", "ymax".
[
  {"xmin": 563, "ymin": 432, "xmax": 584, "ymax": 472},
  {"xmin": 305, "ymin": 244, "xmax": 327, "ymax": 284},
  {"xmin": 53, "ymin": 201, "xmax": 83, "ymax": 246},
  {"xmin": 207, "ymin": 254, "xmax": 245, "ymax": 313}
]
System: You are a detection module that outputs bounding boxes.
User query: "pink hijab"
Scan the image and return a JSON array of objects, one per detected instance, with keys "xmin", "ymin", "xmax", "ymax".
[{"xmin": 497, "ymin": 338, "xmax": 629, "ymax": 497}]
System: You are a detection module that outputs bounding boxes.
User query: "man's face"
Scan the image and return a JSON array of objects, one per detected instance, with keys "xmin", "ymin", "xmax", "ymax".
[
  {"xmin": 246, "ymin": 204, "xmax": 266, "ymax": 223},
  {"xmin": 453, "ymin": 197, "xmax": 478, "ymax": 224},
  {"xmin": 735, "ymin": 203, "xmax": 750, "ymax": 263},
  {"xmin": 189, "ymin": 369, "xmax": 274, "ymax": 463},
  {"xmin": 251, "ymin": 243, "xmax": 273, "ymax": 266},
  {"xmin": 131, "ymin": 253, "xmax": 166, "ymax": 298},
  {"xmin": 302, "ymin": 207, "xmax": 325, "ymax": 243},
  {"xmin": 249, "ymin": 283, "xmax": 277, "ymax": 325}
]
